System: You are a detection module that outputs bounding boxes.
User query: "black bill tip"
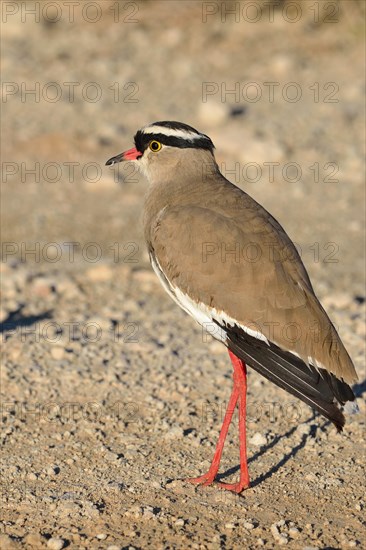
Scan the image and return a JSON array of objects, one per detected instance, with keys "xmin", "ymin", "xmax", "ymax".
[{"xmin": 105, "ymin": 153, "xmax": 124, "ymax": 166}]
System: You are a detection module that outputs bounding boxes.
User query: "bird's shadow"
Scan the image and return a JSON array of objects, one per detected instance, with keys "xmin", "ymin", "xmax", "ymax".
[
  {"xmin": 353, "ymin": 378, "xmax": 366, "ymax": 399},
  {"xmin": 216, "ymin": 410, "xmax": 320, "ymax": 487},
  {"xmin": 0, "ymin": 306, "xmax": 53, "ymax": 340}
]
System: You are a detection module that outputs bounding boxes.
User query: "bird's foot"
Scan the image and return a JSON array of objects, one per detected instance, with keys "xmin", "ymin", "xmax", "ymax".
[
  {"xmin": 215, "ymin": 480, "xmax": 250, "ymax": 494},
  {"xmin": 186, "ymin": 474, "xmax": 250, "ymax": 493},
  {"xmin": 185, "ymin": 473, "xmax": 215, "ymax": 487}
]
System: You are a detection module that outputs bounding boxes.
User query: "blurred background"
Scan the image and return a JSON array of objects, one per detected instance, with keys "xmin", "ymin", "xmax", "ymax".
[
  {"xmin": 2, "ymin": 0, "xmax": 365, "ymax": 280},
  {"xmin": 1, "ymin": 1, "xmax": 365, "ymax": 548}
]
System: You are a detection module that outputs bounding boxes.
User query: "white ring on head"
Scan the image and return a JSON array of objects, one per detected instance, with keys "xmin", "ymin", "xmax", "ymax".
[{"xmin": 142, "ymin": 125, "xmax": 203, "ymax": 140}]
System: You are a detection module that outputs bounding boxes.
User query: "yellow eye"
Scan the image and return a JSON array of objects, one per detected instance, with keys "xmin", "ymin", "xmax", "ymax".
[{"xmin": 149, "ymin": 140, "xmax": 162, "ymax": 152}]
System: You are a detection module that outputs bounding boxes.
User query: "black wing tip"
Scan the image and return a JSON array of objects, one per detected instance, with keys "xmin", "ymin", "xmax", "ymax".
[
  {"xmin": 331, "ymin": 408, "xmax": 345, "ymax": 432},
  {"xmin": 224, "ymin": 323, "xmax": 352, "ymax": 432}
]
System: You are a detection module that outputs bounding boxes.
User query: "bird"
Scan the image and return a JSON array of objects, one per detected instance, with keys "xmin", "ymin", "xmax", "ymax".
[{"xmin": 106, "ymin": 121, "xmax": 358, "ymax": 493}]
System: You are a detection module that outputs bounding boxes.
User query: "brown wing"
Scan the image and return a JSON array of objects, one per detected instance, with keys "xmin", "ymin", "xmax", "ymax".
[{"xmin": 149, "ymin": 203, "xmax": 357, "ymax": 385}]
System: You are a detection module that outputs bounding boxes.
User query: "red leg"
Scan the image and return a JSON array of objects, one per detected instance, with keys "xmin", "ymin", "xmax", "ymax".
[
  {"xmin": 186, "ymin": 350, "xmax": 250, "ymax": 493},
  {"xmin": 186, "ymin": 382, "xmax": 239, "ymax": 486},
  {"xmin": 216, "ymin": 351, "xmax": 250, "ymax": 492}
]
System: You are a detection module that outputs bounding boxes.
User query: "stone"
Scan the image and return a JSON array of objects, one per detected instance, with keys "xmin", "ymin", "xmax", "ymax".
[
  {"xmin": 47, "ymin": 538, "xmax": 65, "ymax": 550},
  {"xmin": 250, "ymin": 432, "xmax": 267, "ymax": 446}
]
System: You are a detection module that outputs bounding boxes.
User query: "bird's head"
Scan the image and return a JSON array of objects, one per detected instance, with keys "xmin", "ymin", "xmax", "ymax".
[{"xmin": 106, "ymin": 121, "xmax": 216, "ymax": 183}]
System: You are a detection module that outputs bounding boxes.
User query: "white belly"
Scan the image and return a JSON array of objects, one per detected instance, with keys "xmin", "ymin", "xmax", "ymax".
[{"xmin": 149, "ymin": 253, "xmax": 269, "ymax": 345}]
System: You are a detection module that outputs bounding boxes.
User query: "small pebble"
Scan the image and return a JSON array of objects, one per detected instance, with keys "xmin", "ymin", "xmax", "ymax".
[
  {"xmin": 175, "ymin": 519, "xmax": 184, "ymax": 527},
  {"xmin": 47, "ymin": 538, "xmax": 65, "ymax": 550},
  {"xmin": 86, "ymin": 264, "xmax": 113, "ymax": 282},
  {"xmin": 96, "ymin": 533, "xmax": 107, "ymax": 540},
  {"xmin": 244, "ymin": 521, "xmax": 255, "ymax": 529},
  {"xmin": 0, "ymin": 308, "xmax": 8, "ymax": 322},
  {"xmin": 225, "ymin": 522, "xmax": 236, "ymax": 529},
  {"xmin": 46, "ymin": 466, "xmax": 60, "ymax": 476},
  {"xmin": 250, "ymin": 432, "xmax": 267, "ymax": 446},
  {"xmin": 297, "ymin": 423, "xmax": 311, "ymax": 435},
  {"xmin": 24, "ymin": 533, "xmax": 43, "ymax": 546},
  {"xmin": 165, "ymin": 426, "xmax": 184, "ymax": 439},
  {"xmin": 0, "ymin": 535, "xmax": 18, "ymax": 549},
  {"xmin": 50, "ymin": 346, "xmax": 65, "ymax": 360},
  {"xmin": 143, "ymin": 508, "xmax": 154, "ymax": 519}
]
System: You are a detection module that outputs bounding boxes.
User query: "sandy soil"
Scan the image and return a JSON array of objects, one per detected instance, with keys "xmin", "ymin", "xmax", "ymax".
[{"xmin": 1, "ymin": 1, "xmax": 365, "ymax": 548}]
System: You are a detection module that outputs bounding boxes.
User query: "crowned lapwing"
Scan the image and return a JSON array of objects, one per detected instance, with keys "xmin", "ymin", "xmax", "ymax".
[{"xmin": 106, "ymin": 121, "xmax": 358, "ymax": 493}]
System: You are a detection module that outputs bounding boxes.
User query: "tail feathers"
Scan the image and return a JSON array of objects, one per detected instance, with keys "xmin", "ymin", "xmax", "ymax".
[{"xmin": 224, "ymin": 324, "xmax": 356, "ymax": 431}]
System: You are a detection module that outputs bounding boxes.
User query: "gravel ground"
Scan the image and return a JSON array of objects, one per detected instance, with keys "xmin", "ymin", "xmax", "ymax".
[{"xmin": 1, "ymin": 1, "xmax": 365, "ymax": 549}]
